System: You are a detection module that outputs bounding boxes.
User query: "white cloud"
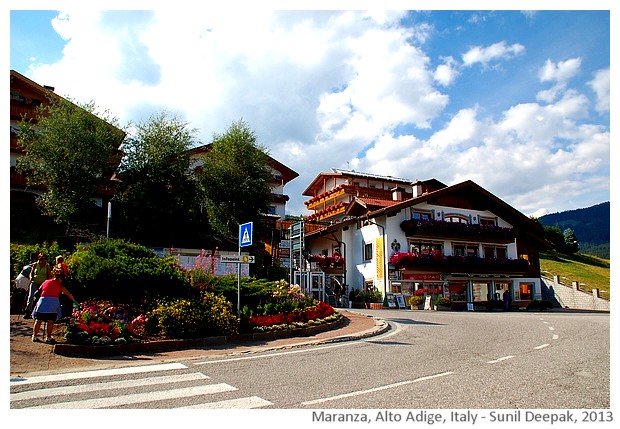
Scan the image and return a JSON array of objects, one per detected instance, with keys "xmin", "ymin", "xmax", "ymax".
[
  {"xmin": 461, "ymin": 41, "xmax": 525, "ymax": 68},
  {"xmin": 538, "ymin": 58, "xmax": 582, "ymax": 84},
  {"xmin": 22, "ymin": 10, "xmax": 608, "ymax": 218},
  {"xmin": 588, "ymin": 68, "xmax": 610, "ymax": 114}
]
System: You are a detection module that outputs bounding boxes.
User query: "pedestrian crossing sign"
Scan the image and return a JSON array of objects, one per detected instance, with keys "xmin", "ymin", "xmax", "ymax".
[{"xmin": 239, "ymin": 222, "xmax": 253, "ymax": 247}]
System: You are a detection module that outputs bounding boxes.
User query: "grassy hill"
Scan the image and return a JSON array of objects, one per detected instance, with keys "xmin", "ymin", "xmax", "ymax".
[{"xmin": 540, "ymin": 251, "xmax": 610, "ymax": 301}]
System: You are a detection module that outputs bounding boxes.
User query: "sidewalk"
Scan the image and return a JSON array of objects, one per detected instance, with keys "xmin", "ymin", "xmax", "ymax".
[{"xmin": 10, "ymin": 310, "xmax": 388, "ymax": 378}]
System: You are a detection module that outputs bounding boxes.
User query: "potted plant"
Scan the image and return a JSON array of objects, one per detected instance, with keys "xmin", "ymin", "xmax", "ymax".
[
  {"xmin": 434, "ymin": 296, "xmax": 451, "ymax": 310},
  {"xmin": 408, "ymin": 295, "xmax": 422, "ymax": 310}
]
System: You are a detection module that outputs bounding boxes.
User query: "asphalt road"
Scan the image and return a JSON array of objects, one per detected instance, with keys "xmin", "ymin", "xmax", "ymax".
[{"xmin": 10, "ymin": 309, "xmax": 611, "ymax": 412}]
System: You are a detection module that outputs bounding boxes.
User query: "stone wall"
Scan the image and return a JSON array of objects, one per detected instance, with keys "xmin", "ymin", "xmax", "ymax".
[{"xmin": 542, "ymin": 276, "xmax": 610, "ymax": 312}]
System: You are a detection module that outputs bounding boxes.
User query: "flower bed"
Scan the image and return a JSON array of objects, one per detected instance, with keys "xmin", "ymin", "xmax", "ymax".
[{"xmin": 247, "ymin": 301, "xmax": 337, "ymax": 332}]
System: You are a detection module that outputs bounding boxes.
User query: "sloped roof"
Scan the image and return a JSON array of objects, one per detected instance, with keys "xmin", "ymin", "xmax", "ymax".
[{"xmin": 187, "ymin": 143, "xmax": 299, "ymax": 184}]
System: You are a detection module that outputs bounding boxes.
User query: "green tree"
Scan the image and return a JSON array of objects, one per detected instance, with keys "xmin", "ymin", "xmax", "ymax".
[
  {"xmin": 563, "ymin": 228, "xmax": 579, "ymax": 254},
  {"xmin": 16, "ymin": 96, "xmax": 124, "ymax": 231},
  {"xmin": 112, "ymin": 111, "xmax": 205, "ymax": 246},
  {"xmin": 197, "ymin": 119, "xmax": 273, "ymax": 239}
]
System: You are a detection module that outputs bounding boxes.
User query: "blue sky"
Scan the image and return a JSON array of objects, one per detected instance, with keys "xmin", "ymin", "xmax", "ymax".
[{"xmin": 7, "ymin": 4, "xmax": 613, "ymax": 219}]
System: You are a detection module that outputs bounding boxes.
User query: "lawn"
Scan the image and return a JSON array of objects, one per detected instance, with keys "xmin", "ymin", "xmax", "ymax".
[{"xmin": 539, "ymin": 251, "xmax": 610, "ymax": 301}]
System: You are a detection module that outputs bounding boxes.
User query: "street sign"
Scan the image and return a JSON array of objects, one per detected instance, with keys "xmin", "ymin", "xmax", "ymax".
[
  {"xmin": 239, "ymin": 222, "xmax": 253, "ymax": 247},
  {"xmin": 220, "ymin": 255, "xmax": 255, "ymax": 263}
]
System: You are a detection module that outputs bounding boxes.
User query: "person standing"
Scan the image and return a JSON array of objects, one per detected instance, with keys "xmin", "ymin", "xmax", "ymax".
[
  {"xmin": 55, "ymin": 255, "xmax": 69, "ymax": 278},
  {"xmin": 24, "ymin": 253, "xmax": 52, "ymax": 319},
  {"xmin": 31, "ymin": 266, "xmax": 78, "ymax": 343},
  {"xmin": 503, "ymin": 288, "xmax": 512, "ymax": 311}
]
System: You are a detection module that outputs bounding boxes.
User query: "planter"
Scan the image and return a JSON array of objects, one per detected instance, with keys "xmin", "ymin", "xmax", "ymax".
[
  {"xmin": 367, "ymin": 302, "xmax": 383, "ymax": 310},
  {"xmin": 410, "ymin": 305, "xmax": 421, "ymax": 310},
  {"xmin": 435, "ymin": 305, "xmax": 451, "ymax": 311}
]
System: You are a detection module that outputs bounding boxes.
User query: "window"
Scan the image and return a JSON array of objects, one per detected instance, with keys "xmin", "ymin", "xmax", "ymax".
[
  {"xmin": 518, "ymin": 282, "xmax": 533, "ymax": 300},
  {"xmin": 412, "ymin": 210, "xmax": 432, "ymax": 221},
  {"xmin": 364, "ymin": 243, "xmax": 373, "ymax": 261},
  {"xmin": 445, "ymin": 214, "xmax": 469, "ymax": 223},
  {"xmin": 453, "ymin": 243, "xmax": 478, "ymax": 257},
  {"xmin": 409, "ymin": 241, "xmax": 443, "ymax": 255},
  {"xmin": 267, "ymin": 206, "xmax": 277, "ymax": 215},
  {"xmin": 473, "ymin": 282, "xmax": 490, "ymax": 301},
  {"xmin": 479, "ymin": 217, "xmax": 496, "ymax": 226},
  {"xmin": 484, "ymin": 246, "xmax": 507, "ymax": 260}
]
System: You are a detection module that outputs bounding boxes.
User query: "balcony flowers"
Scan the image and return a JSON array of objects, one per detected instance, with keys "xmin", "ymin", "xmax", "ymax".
[{"xmin": 308, "ymin": 252, "xmax": 343, "ymax": 268}]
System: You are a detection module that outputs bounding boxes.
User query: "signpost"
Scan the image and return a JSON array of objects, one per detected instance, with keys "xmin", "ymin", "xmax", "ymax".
[{"xmin": 236, "ymin": 222, "xmax": 253, "ymax": 315}]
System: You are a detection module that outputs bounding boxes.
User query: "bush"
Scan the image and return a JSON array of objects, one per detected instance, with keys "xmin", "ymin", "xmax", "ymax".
[
  {"xmin": 148, "ymin": 293, "xmax": 239, "ymax": 339},
  {"xmin": 408, "ymin": 295, "xmax": 422, "ymax": 306},
  {"xmin": 67, "ymin": 238, "xmax": 190, "ymax": 306},
  {"xmin": 10, "ymin": 241, "xmax": 70, "ymax": 280},
  {"xmin": 434, "ymin": 296, "xmax": 452, "ymax": 307}
]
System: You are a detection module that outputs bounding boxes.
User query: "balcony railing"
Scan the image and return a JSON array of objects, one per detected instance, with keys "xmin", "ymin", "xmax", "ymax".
[
  {"xmin": 389, "ymin": 251, "xmax": 529, "ymax": 274},
  {"xmin": 400, "ymin": 219, "xmax": 515, "ymax": 243}
]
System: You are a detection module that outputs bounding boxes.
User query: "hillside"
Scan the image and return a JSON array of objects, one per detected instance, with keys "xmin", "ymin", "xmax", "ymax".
[
  {"xmin": 538, "ymin": 201, "xmax": 610, "ymax": 259},
  {"xmin": 540, "ymin": 251, "xmax": 610, "ymax": 301}
]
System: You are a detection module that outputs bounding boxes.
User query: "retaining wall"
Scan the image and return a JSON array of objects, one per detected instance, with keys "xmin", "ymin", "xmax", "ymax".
[{"xmin": 542, "ymin": 276, "xmax": 610, "ymax": 312}]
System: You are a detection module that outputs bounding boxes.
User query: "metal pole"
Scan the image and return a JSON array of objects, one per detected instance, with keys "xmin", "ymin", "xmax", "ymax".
[
  {"xmin": 237, "ymin": 226, "xmax": 241, "ymax": 317},
  {"xmin": 106, "ymin": 201, "xmax": 112, "ymax": 239}
]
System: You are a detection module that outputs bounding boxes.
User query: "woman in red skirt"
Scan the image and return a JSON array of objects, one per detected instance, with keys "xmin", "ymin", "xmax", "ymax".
[{"xmin": 31, "ymin": 266, "xmax": 78, "ymax": 344}]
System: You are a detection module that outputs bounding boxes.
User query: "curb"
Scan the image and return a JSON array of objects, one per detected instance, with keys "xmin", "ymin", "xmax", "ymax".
[{"xmin": 52, "ymin": 314, "xmax": 351, "ymax": 357}]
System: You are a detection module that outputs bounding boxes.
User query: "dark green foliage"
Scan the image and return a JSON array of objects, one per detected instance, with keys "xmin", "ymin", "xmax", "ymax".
[
  {"xmin": 148, "ymin": 293, "xmax": 239, "ymax": 339},
  {"xmin": 197, "ymin": 119, "xmax": 273, "ymax": 238},
  {"xmin": 112, "ymin": 112, "xmax": 207, "ymax": 246},
  {"xmin": 539, "ymin": 202, "xmax": 609, "ymax": 258},
  {"xmin": 67, "ymin": 238, "xmax": 190, "ymax": 307},
  {"xmin": 16, "ymin": 96, "xmax": 124, "ymax": 228},
  {"xmin": 10, "ymin": 241, "xmax": 70, "ymax": 280}
]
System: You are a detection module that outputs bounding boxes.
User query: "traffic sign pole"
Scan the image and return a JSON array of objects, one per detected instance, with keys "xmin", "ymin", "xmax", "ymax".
[{"xmin": 237, "ymin": 222, "xmax": 253, "ymax": 316}]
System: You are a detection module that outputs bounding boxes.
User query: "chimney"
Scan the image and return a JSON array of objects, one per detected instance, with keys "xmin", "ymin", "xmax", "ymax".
[
  {"xmin": 411, "ymin": 180, "xmax": 423, "ymax": 197},
  {"xmin": 391, "ymin": 186, "xmax": 405, "ymax": 201}
]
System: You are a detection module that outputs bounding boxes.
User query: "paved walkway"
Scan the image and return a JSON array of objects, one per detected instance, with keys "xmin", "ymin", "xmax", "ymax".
[{"xmin": 10, "ymin": 310, "xmax": 388, "ymax": 378}]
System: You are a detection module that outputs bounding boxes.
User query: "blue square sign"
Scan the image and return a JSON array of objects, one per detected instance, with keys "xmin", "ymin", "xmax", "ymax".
[{"xmin": 239, "ymin": 222, "xmax": 253, "ymax": 247}]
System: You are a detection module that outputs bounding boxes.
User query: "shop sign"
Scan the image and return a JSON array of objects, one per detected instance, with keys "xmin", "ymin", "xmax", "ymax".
[{"xmin": 402, "ymin": 273, "xmax": 441, "ymax": 281}]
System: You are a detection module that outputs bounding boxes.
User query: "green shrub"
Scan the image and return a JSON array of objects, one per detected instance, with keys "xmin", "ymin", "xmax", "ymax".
[
  {"xmin": 10, "ymin": 241, "xmax": 70, "ymax": 279},
  {"xmin": 67, "ymin": 238, "xmax": 190, "ymax": 306},
  {"xmin": 434, "ymin": 296, "xmax": 452, "ymax": 307},
  {"xmin": 148, "ymin": 293, "xmax": 239, "ymax": 339}
]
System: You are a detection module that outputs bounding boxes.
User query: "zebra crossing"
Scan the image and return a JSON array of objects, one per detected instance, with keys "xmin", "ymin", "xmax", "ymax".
[{"xmin": 10, "ymin": 362, "xmax": 273, "ymax": 409}]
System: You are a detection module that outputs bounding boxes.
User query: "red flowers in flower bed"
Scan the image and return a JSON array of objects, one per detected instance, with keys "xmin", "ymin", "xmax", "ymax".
[{"xmin": 248, "ymin": 301, "xmax": 335, "ymax": 328}]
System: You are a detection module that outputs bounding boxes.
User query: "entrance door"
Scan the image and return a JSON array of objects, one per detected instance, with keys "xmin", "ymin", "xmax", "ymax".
[{"xmin": 310, "ymin": 272, "xmax": 325, "ymax": 301}]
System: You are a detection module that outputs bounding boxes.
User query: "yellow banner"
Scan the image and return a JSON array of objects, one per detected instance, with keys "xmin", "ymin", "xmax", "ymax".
[{"xmin": 376, "ymin": 236, "xmax": 384, "ymax": 280}]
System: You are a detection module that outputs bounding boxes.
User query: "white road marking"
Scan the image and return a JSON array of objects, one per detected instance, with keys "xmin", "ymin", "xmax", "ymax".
[
  {"xmin": 11, "ymin": 372, "xmax": 208, "ymax": 401},
  {"xmin": 552, "ymin": 334, "xmax": 559, "ymax": 340},
  {"xmin": 194, "ymin": 321, "xmax": 399, "ymax": 365},
  {"xmin": 28, "ymin": 383, "xmax": 238, "ymax": 409},
  {"xmin": 180, "ymin": 396, "xmax": 273, "ymax": 409},
  {"xmin": 548, "ymin": 326, "xmax": 555, "ymax": 331},
  {"xmin": 487, "ymin": 355, "xmax": 515, "ymax": 364},
  {"xmin": 300, "ymin": 371, "xmax": 454, "ymax": 406},
  {"xmin": 534, "ymin": 344, "xmax": 550, "ymax": 350},
  {"xmin": 10, "ymin": 362, "xmax": 188, "ymax": 385}
]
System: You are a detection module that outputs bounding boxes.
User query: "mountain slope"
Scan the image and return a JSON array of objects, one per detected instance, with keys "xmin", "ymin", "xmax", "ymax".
[{"xmin": 538, "ymin": 201, "xmax": 610, "ymax": 259}]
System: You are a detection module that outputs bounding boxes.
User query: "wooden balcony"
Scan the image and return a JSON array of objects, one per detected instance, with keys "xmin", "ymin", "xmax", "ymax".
[{"xmin": 400, "ymin": 219, "xmax": 515, "ymax": 243}]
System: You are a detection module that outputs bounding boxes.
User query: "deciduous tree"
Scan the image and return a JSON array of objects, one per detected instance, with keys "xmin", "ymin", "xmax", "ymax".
[{"xmin": 16, "ymin": 96, "xmax": 124, "ymax": 231}]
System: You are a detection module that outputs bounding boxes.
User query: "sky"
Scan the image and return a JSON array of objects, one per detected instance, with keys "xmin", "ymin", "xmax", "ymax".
[{"xmin": 6, "ymin": 1, "xmax": 614, "ymax": 219}]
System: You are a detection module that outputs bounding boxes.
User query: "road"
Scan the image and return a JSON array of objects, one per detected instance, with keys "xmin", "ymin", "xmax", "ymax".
[{"xmin": 10, "ymin": 310, "xmax": 610, "ymax": 412}]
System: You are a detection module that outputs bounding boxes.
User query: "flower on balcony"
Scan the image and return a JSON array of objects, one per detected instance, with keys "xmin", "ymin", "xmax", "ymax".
[
  {"xmin": 308, "ymin": 252, "xmax": 343, "ymax": 268},
  {"xmin": 390, "ymin": 251, "xmax": 445, "ymax": 268}
]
